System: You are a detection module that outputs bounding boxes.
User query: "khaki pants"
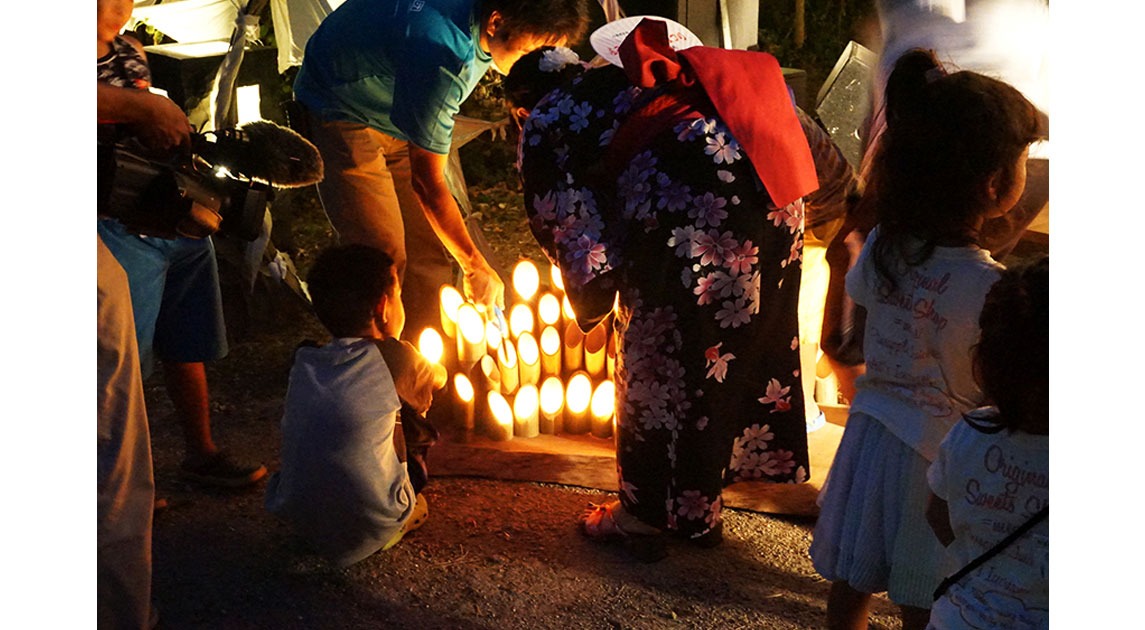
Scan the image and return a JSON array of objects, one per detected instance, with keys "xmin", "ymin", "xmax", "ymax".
[{"xmin": 307, "ymin": 115, "xmax": 455, "ymax": 341}]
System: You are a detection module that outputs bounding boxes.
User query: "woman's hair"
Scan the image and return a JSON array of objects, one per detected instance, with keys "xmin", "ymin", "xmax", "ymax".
[
  {"xmin": 868, "ymin": 49, "xmax": 1041, "ymax": 292},
  {"xmin": 478, "ymin": 0, "xmax": 590, "ymax": 46},
  {"xmin": 503, "ymin": 45, "xmax": 587, "ymax": 113},
  {"xmin": 973, "ymin": 256, "xmax": 1049, "ymax": 433},
  {"xmin": 307, "ymin": 244, "xmax": 397, "ymax": 338}
]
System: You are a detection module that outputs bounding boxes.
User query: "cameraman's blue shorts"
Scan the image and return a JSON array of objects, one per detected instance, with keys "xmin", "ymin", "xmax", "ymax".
[{"xmin": 97, "ymin": 219, "xmax": 228, "ymax": 378}]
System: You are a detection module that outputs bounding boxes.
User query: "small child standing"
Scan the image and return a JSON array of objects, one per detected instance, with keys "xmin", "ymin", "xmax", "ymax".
[
  {"xmin": 808, "ymin": 49, "xmax": 1043, "ymax": 629},
  {"xmin": 925, "ymin": 257, "xmax": 1048, "ymax": 629},
  {"xmin": 265, "ymin": 244, "xmax": 447, "ymax": 567}
]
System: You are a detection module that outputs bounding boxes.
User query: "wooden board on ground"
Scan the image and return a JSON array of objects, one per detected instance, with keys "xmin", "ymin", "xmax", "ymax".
[{"xmin": 431, "ymin": 422, "xmax": 844, "ymax": 518}]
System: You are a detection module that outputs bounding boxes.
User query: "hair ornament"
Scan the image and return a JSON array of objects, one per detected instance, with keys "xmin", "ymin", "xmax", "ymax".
[{"xmin": 538, "ymin": 46, "xmax": 581, "ymax": 73}]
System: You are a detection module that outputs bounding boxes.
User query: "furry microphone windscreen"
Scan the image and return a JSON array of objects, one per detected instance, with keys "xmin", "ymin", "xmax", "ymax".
[{"xmin": 196, "ymin": 121, "xmax": 324, "ymax": 188}]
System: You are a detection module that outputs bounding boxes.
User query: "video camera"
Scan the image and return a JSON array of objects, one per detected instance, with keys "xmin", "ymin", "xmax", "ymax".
[{"xmin": 98, "ymin": 121, "xmax": 323, "ymax": 241}]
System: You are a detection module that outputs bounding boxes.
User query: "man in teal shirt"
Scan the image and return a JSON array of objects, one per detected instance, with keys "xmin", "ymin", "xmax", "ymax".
[{"xmin": 295, "ymin": 0, "xmax": 588, "ymax": 338}]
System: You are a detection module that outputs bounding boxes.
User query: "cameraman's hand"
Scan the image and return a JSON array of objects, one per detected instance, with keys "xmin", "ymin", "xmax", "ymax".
[
  {"xmin": 136, "ymin": 92, "xmax": 191, "ymax": 153},
  {"xmin": 463, "ymin": 260, "xmax": 505, "ymax": 313}
]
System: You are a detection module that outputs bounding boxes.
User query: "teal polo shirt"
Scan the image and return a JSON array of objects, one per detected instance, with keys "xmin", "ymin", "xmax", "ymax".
[{"xmin": 294, "ymin": 0, "xmax": 492, "ymax": 155}]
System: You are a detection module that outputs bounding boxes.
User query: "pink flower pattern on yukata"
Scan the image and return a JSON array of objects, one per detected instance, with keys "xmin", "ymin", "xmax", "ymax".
[
  {"xmin": 677, "ymin": 490, "xmax": 711, "ymax": 520},
  {"xmin": 758, "ymin": 378, "xmax": 793, "ymax": 413},
  {"xmin": 704, "ymin": 343, "xmax": 735, "ymax": 382}
]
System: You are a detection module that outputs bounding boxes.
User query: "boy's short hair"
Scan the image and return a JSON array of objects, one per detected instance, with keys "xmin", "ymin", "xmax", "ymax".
[
  {"xmin": 974, "ymin": 256, "xmax": 1049, "ymax": 429},
  {"xmin": 479, "ymin": 0, "xmax": 590, "ymax": 45},
  {"xmin": 307, "ymin": 244, "xmax": 397, "ymax": 338}
]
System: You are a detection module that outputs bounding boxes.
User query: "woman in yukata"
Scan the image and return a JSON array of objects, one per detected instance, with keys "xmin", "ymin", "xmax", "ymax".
[{"xmin": 505, "ymin": 18, "xmax": 823, "ymax": 559}]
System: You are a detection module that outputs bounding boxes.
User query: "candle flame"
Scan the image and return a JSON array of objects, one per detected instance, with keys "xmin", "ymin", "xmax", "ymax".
[
  {"xmin": 537, "ymin": 293, "xmax": 561, "ymax": 326},
  {"xmin": 417, "ymin": 327, "xmax": 444, "ymax": 364},
  {"xmin": 514, "ymin": 384, "xmax": 540, "ymax": 420},
  {"xmin": 540, "ymin": 326, "xmax": 561, "ymax": 355},
  {"xmin": 550, "ymin": 265, "xmax": 565, "ymax": 293},
  {"xmin": 498, "ymin": 338, "xmax": 518, "ymax": 367},
  {"xmin": 562, "ymin": 295, "xmax": 576, "ymax": 320},
  {"xmin": 512, "ymin": 259, "xmax": 541, "ymax": 302},
  {"xmin": 457, "ymin": 303, "xmax": 485, "ymax": 344},
  {"xmin": 517, "ymin": 332, "xmax": 539, "ymax": 365},
  {"xmin": 453, "ymin": 373, "xmax": 474, "ymax": 402},
  {"xmin": 509, "ymin": 303, "xmax": 535, "ymax": 339},
  {"xmin": 485, "ymin": 320, "xmax": 503, "ymax": 353},
  {"xmin": 440, "ymin": 285, "xmax": 464, "ymax": 322},
  {"xmin": 566, "ymin": 372, "xmax": 592, "ymax": 413}
]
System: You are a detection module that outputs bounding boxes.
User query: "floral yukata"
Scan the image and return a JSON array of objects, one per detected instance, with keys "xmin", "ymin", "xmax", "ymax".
[{"xmin": 519, "ymin": 65, "xmax": 809, "ymax": 538}]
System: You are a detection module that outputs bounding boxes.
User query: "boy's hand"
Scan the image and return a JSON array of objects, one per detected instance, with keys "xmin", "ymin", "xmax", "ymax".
[{"xmin": 136, "ymin": 92, "xmax": 192, "ymax": 152}]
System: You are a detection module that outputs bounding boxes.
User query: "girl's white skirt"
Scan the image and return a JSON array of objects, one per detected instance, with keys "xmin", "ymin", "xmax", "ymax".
[{"xmin": 809, "ymin": 411, "xmax": 948, "ymax": 609}]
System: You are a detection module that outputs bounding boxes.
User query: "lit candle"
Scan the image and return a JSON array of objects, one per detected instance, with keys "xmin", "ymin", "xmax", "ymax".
[
  {"xmin": 418, "ymin": 327, "xmax": 444, "ymax": 365},
  {"xmin": 563, "ymin": 320, "xmax": 584, "ymax": 374},
  {"xmin": 497, "ymin": 338, "xmax": 519, "ymax": 395},
  {"xmin": 485, "ymin": 319, "xmax": 503, "ymax": 355},
  {"xmin": 512, "ymin": 259, "xmax": 541, "ymax": 304},
  {"xmin": 537, "ymin": 292, "xmax": 561, "ymax": 328},
  {"xmin": 486, "ymin": 391, "xmax": 514, "ymax": 441},
  {"xmin": 452, "ymin": 373, "xmax": 476, "ymax": 433},
  {"xmin": 509, "ymin": 303, "xmax": 535, "ymax": 340},
  {"xmin": 456, "ymin": 302, "xmax": 486, "ymax": 370},
  {"xmin": 539, "ymin": 325, "xmax": 562, "ymax": 377},
  {"xmin": 439, "ymin": 285, "xmax": 464, "ymax": 339},
  {"xmin": 516, "ymin": 331, "xmax": 541, "ymax": 386},
  {"xmin": 513, "ymin": 383, "xmax": 540, "ymax": 438},
  {"xmin": 550, "ymin": 265, "xmax": 565, "ymax": 295},
  {"xmin": 564, "ymin": 371, "xmax": 593, "ymax": 435},
  {"xmin": 590, "ymin": 379, "xmax": 616, "ymax": 439},
  {"xmin": 539, "ymin": 376, "xmax": 564, "ymax": 435},
  {"xmin": 583, "ymin": 321, "xmax": 607, "ymax": 378}
]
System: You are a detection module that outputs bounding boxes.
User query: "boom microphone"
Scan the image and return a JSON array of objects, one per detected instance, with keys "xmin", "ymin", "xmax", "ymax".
[{"xmin": 194, "ymin": 120, "xmax": 324, "ymax": 189}]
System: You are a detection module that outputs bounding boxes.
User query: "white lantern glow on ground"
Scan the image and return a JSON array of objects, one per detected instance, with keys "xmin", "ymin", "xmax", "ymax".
[
  {"xmin": 439, "ymin": 285, "xmax": 464, "ymax": 339},
  {"xmin": 564, "ymin": 371, "xmax": 592, "ymax": 435},
  {"xmin": 539, "ymin": 376, "xmax": 564, "ymax": 434},
  {"xmin": 509, "ymin": 303, "xmax": 535, "ymax": 340},
  {"xmin": 486, "ymin": 391, "xmax": 514, "ymax": 441},
  {"xmin": 513, "ymin": 383, "xmax": 540, "ymax": 438},
  {"xmin": 590, "ymin": 380, "xmax": 616, "ymax": 439},
  {"xmin": 512, "ymin": 259, "xmax": 541, "ymax": 303},
  {"xmin": 456, "ymin": 303, "xmax": 486, "ymax": 369}
]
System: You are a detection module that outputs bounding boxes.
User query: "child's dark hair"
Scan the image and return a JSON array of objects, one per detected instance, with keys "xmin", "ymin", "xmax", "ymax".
[
  {"xmin": 973, "ymin": 256, "xmax": 1048, "ymax": 433},
  {"xmin": 503, "ymin": 45, "xmax": 587, "ymax": 113},
  {"xmin": 869, "ymin": 49, "xmax": 1042, "ymax": 293},
  {"xmin": 478, "ymin": 0, "xmax": 590, "ymax": 47},
  {"xmin": 307, "ymin": 244, "xmax": 397, "ymax": 338}
]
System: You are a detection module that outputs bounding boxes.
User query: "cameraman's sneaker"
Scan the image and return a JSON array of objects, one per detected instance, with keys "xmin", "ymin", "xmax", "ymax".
[{"xmin": 180, "ymin": 450, "xmax": 267, "ymax": 488}]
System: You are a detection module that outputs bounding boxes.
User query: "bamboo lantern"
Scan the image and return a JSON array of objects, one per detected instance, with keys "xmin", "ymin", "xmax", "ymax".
[
  {"xmin": 485, "ymin": 319, "xmax": 503, "ymax": 355},
  {"xmin": 562, "ymin": 294, "xmax": 576, "ymax": 321},
  {"xmin": 539, "ymin": 325, "xmax": 562, "ymax": 377},
  {"xmin": 486, "ymin": 391, "xmax": 514, "ymax": 441},
  {"xmin": 513, "ymin": 383, "xmax": 540, "ymax": 438},
  {"xmin": 512, "ymin": 259, "xmax": 541, "ymax": 305},
  {"xmin": 537, "ymin": 292, "xmax": 561, "ymax": 329},
  {"xmin": 496, "ymin": 338, "xmax": 520, "ymax": 396},
  {"xmin": 516, "ymin": 331, "xmax": 541, "ymax": 386},
  {"xmin": 452, "ymin": 373, "xmax": 476, "ymax": 433},
  {"xmin": 439, "ymin": 285, "xmax": 464, "ymax": 339},
  {"xmin": 456, "ymin": 303, "xmax": 486, "ymax": 370},
  {"xmin": 564, "ymin": 371, "xmax": 593, "ymax": 434},
  {"xmin": 418, "ymin": 327, "xmax": 444, "ymax": 365},
  {"xmin": 550, "ymin": 265, "xmax": 565, "ymax": 295},
  {"xmin": 509, "ymin": 303, "xmax": 535, "ymax": 341},
  {"xmin": 583, "ymin": 321, "xmax": 607, "ymax": 378},
  {"xmin": 539, "ymin": 376, "xmax": 564, "ymax": 435},
  {"xmin": 590, "ymin": 379, "xmax": 615, "ymax": 439},
  {"xmin": 563, "ymin": 320, "xmax": 584, "ymax": 373},
  {"xmin": 606, "ymin": 330, "xmax": 617, "ymax": 380}
]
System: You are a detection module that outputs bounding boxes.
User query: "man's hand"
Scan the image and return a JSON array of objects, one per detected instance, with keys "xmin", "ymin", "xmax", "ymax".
[
  {"xmin": 136, "ymin": 91, "xmax": 192, "ymax": 152},
  {"xmin": 464, "ymin": 260, "xmax": 506, "ymax": 312}
]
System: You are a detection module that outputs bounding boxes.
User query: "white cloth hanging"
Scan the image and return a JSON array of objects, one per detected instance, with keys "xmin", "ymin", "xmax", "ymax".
[{"xmin": 130, "ymin": 0, "xmax": 242, "ymax": 44}]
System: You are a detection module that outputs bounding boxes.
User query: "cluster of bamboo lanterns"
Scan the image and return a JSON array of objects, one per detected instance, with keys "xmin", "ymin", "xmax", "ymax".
[{"xmin": 418, "ymin": 260, "xmax": 617, "ymax": 442}]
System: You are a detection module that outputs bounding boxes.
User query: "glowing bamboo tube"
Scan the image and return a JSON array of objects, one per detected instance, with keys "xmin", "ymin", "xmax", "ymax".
[
  {"xmin": 562, "ymin": 295, "xmax": 576, "ymax": 321},
  {"xmin": 418, "ymin": 327, "xmax": 444, "ymax": 365},
  {"xmin": 512, "ymin": 259, "xmax": 541, "ymax": 304},
  {"xmin": 564, "ymin": 371, "xmax": 593, "ymax": 435},
  {"xmin": 516, "ymin": 331, "xmax": 541, "ymax": 386},
  {"xmin": 486, "ymin": 391, "xmax": 514, "ymax": 441},
  {"xmin": 485, "ymin": 319, "xmax": 503, "ymax": 354},
  {"xmin": 509, "ymin": 303, "xmax": 535, "ymax": 340},
  {"xmin": 606, "ymin": 330, "xmax": 617, "ymax": 380},
  {"xmin": 497, "ymin": 338, "xmax": 519, "ymax": 396},
  {"xmin": 513, "ymin": 383, "xmax": 540, "ymax": 438},
  {"xmin": 537, "ymin": 292, "xmax": 561, "ymax": 329},
  {"xmin": 452, "ymin": 373, "xmax": 475, "ymax": 432},
  {"xmin": 468, "ymin": 354, "xmax": 500, "ymax": 438},
  {"xmin": 550, "ymin": 265, "xmax": 565, "ymax": 295},
  {"xmin": 590, "ymin": 380, "xmax": 616, "ymax": 439},
  {"xmin": 539, "ymin": 376, "xmax": 564, "ymax": 435},
  {"xmin": 562, "ymin": 320, "xmax": 584, "ymax": 373},
  {"xmin": 539, "ymin": 325, "xmax": 562, "ymax": 377},
  {"xmin": 583, "ymin": 321, "xmax": 607, "ymax": 378},
  {"xmin": 456, "ymin": 303, "xmax": 486, "ymax": 369},
  {"xmin": 439, "ymin": 285, "xmax": 464, "ymax": 339}
]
